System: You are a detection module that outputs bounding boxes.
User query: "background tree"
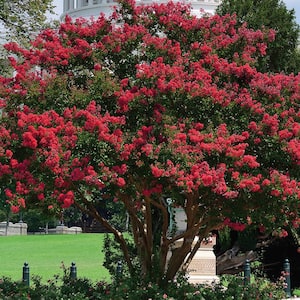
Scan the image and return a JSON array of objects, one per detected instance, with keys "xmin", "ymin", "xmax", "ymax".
[
  {"xmin": 0, "ymin": 0, "xmax": 54, "ymax": 42},
  {"xmin": 1, "ymin": 0, "xmax": 300, "ymax": 287},
  {"xmin": 0, "ymin": 0, "xmax": 56, "ymax": 77},
  {"xmin": 216, "ymin": 0, "xmax": 300, "ymax": 73}
]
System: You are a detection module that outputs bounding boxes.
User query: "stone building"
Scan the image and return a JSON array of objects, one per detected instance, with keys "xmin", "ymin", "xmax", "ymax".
[{"xmin": 62, "ymin": 0, "xmax": 221, "ymax": 19}]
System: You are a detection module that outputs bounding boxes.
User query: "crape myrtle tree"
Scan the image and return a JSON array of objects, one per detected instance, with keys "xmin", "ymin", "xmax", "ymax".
[{"xmin": 1, "ymin": 0, "xmax": 300, "ymax": 285}]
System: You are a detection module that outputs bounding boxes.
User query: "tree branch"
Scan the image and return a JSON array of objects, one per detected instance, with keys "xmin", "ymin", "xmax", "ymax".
[{"xmin": 72, "ymin": 187, "xmax": 134, "ymax": 274}]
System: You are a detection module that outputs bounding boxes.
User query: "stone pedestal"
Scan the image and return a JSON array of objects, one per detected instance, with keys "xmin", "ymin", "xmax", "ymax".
[
  {"xmin": 168, "ymin": 236, "xmax": 218, "ymax": 284},
  {"xmin": 53, "ymin": 225, "xmax": 70, "ymax": 234},
  {"xmin": 187, "ymin": 236, "xmax": 219, "ymax": 284},
  {"xmin": 0, "ymin": 221, "xmax": 27, "ymax": 236},
  {"xmin": 48, "ymin": 225, "xmax": 82, "ymax": 234},
  {"xmin": 170, "ymin": 207, "xmax": 218, "ymax": 284}
]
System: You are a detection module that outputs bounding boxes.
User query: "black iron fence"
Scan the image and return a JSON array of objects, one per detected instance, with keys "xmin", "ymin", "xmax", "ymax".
[{"xmin": 243, "ymin": 258, "xmax": 292, "ymax": 298}]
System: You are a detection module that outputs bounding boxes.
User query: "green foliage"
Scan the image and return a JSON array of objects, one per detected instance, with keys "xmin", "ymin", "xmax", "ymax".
[
  {"xmin": 0, "ymin": 1, "xmax": 56, "ymax": 77},
  {"xmin": 0, "ymin": 188, "xmax": 10, "ymax": 222},
  {"xmin": 0, "ymin": 272, "xmax": 288, "ymax": 299},
  {"xmin": 62, "ymin": 207, "xmax": 83, "ymax": 228},
  {"xmin": 216, "ymin": 0, "xmax": 300, "ymax": 73},
  {"xmin": 103, "ymin": 274, "xmax": 192, "ymax": 300},
  {"xmin": 0, "ymin": 0, "xmax": 54, "ymax": 43},
  {"xmin": 0, "ymin": 277, "xmax": 29, "ymax": 300},
  {"xmin": 0, "ymin": 273, "xmax": 108, "ymax": 300},
  {"xmin": 0, "ymin": 47, "xmax": 12, "ymax": 77},
  {"xmin": 103, "ymin": 232, "xmax": 171, "ymax": 285},
  {"xmin": 103, "ymin": 233, "xmax": 139, "ymax": 279},
  {"xmin": 294, "ymin": 289, "xmax": 300, "ymax": 297},
  {"xmin": 218, "ymin": 226, "xmax": 232, "ymax": 252},
  {"xmin": 106, "ymin": 202, "xmax": 128, "ymax": 232},
  {"xmin": 237, "ymin": 227, "xmax": 258, "ymax": 252},
  {"xmin": 213, "ymin": 274, "xmax": 286, "ymax": 300},
  {"xmin": 22, "ymin": 209, "xmax": 57, "ymax": 232}
]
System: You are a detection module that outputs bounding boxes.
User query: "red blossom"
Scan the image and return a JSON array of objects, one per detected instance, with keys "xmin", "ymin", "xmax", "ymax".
[
  {"xmin": 151, "ymin": 165, "xmax": 164, "ymax": 178},
  {"xmin": 17, "ymin": 198, "xmax": 26, "ymax": 208},
  {"xmin": 224, "ymin": 218, "xmax": 247, "ymax": 231},
  {"xmin": 5, "ymin": 150, "xmax": 13, "ymax": 158},
  {"xmin": 22, "ymin": 132, "xmax": 38, "ymax": 149},
  {"xmin": 37, "ymin": 194, "xmax": 45, "ymax": 201},
  {"xmin": 271, "ymin": 189, "xmax": 281, "ymax": 197},
  {"xmin": 279, "ymin": 229, "xmax": 288, "ymax": 238},
  {"xmin": 58, "ymin": 191, "xmax": 74, "ymax": 208},
  {"xmin": 202, "ymin": 174, "xmax": 213, "ymax": 186},
  {"xmin": 116, "ymin": 177, "xmax": 126, "ymax": 187},
  {"xmin": 10, "ymin": 159, "xmax": 18, "ymax": 168},
  {"xmin": 71, "ymin": 168, "xmax": 85, "ymax": 181},
  {"xmin": 11, "ymin": 205, "xmax": 20, "ymax": 214},
  {"xmin": 141, "ymin": 143, "xmax": 153, "ymax": 156}
]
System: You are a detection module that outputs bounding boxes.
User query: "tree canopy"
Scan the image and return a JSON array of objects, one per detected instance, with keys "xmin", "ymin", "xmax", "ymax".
[
  {"xmin": 216, "ymin": 0, "xmax": 300, "ymax": 73},
  {"xmin": 0, "ymin": 0, "xmax": 54, "ymax": 42},
  {"xmin": 0, "ymin": 0, "xmax": 55, "ymax": 76},
  {"xmin": 1, "ymin": 0, "xmax": 300, "ymax": 286}
]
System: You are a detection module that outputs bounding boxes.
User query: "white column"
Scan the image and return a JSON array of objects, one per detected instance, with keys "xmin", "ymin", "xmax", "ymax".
[
  {"xmin": 70, "ymin": 0, "xmax": 74, "ymax": 9},
  {"xmin": 63, "ymin": 0, "xmax": 69, "ymax": 11}
]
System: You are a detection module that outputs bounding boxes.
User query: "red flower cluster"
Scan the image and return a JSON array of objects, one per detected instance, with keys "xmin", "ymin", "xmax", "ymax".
[{"xmin": 224, "ymin": 218, "xmax": 247, "ymax": 232}]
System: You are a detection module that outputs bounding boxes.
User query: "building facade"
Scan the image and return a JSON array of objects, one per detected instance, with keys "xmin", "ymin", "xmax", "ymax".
[{"xmin": 62, "ymin": 0, "xmax": 221, "ymax": 19}]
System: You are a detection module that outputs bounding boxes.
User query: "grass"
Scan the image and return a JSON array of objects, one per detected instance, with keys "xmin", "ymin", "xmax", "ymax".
[{"xmin": 0, "ymin": 233, "xmax": 110, "ymax": 282}]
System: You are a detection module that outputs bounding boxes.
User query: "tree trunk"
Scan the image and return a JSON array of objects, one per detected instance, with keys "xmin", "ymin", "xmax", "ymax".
[{"xmin": 165, "ymin": 236, "xmax": 196, "ymax": 281}]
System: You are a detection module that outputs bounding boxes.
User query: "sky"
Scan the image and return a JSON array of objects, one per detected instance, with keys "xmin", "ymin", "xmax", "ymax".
[
  {"xmin": 50, "ymin": 0, "xmax": 300, "ymax": 23},
  {"xmin": 284, "ymin": 0, "xmax": 300, "ymax": 23}
]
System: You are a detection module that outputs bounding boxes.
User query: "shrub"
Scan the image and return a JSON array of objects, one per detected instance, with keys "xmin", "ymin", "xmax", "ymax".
[
  {"xmin": 0, "ymin": 271, "xmax": 288, "ymax": 299},
  {"xmin": 0, "ymin": 277, "xmax": 30, "ymax": 300}
]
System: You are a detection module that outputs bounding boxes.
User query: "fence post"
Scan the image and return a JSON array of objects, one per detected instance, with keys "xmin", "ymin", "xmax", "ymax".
[
  {"xmin": 116, "ymin": 260, "xmax": 122, "ymax": 280},
  {"xmin": 22, "ymin": 262, "xmax": 30, "ymax": 286},
  {"xmin": 243, "ymin": 259, "xmax": 251, "ymax": 285},
  {"xmin": 283, "ymin": 258, "xmax": 291, "ymax": 298},
  {"xmin": 70, "ymin": 262, "xmax": 77, "ymax": 279}
]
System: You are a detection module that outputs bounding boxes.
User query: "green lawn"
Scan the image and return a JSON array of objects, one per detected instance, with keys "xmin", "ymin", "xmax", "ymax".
[{"xmin": 0, "ymin": 234, "xmax": 110, "ymax": 282}]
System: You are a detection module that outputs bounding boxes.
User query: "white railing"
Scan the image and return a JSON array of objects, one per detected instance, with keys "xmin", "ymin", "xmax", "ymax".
[
  {"xmin": 63, "ymin": 0, "xmax": 117, "ymax": 12},
  {"xmin": 63, "ymin": 0, "xmax": 221, "ymax": 13}
]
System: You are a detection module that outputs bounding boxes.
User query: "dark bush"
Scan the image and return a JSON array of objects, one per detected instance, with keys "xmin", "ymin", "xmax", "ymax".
[{"xmin": 0, "ymin": 271, "xmax": 288, "ymax": 299}]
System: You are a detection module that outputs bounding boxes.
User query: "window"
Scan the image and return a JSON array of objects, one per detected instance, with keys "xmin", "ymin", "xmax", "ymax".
[{"xmin": 82, "ymin": 0, "xmax": 88, "ymax": 6}]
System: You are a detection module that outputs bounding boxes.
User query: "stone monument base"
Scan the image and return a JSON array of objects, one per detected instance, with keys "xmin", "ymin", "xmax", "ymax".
[
  {"xmin": 187, "ymin": 247, "xmax": 219, "ymax": 284},
  {"xmin": 48, "ymin": 225, "xmax": 82, "ymax": 234},
  {"xmin": 169, "ymin": 236, "xmax": 218, "ymax": 285},
  {"xmin": 0, "ymin": 221, "xmax": 28, "ymax": 236}
]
